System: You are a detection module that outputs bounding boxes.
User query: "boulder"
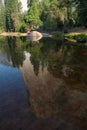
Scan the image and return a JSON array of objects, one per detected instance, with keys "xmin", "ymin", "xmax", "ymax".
[
  {"xmin": 28, "ymin": 31, "xmax": 43, "ymax": 38},
  {"xmin": 27, "ymin": 31, "xmax": 43, "ymax": 41}
]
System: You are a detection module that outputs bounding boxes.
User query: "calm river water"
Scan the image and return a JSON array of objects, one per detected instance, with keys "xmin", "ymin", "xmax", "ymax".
[{"xmin": 0, "ymin": 36, "xmax": 87, "ymax": 130}]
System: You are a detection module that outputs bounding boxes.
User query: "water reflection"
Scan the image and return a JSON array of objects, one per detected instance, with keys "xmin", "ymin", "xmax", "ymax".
[
  {"xmin": 20, "ymin": 38, "xmax": 87, "ymax": 129},
  {"xmin": 27, "ymin": 35, "xmax": 42, "ymax": 42},
  {"xmin": 0, "ymin": 36, "xmax": 87, "ymax": 130},
  {"xmin": 24, "ymin": 38, "xmax": 87, "ymax": 90},
  {"xmin": 0, "ymin": 36, "xmax": 25, "ymax": 67},
  {"xmin": 20, "ymin": 52, "xmax": 87, "ymax": 130}
]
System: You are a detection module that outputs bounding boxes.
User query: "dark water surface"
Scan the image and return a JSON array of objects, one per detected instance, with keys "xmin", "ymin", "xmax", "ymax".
[{"xmin": 0, "ymin": 36, "xmax": 87, "ymax": 130}]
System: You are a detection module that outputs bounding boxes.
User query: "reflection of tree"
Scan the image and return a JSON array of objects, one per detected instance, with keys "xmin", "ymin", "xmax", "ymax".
[
  {"xmin": 7, "ymin": 37, "xmax": 25, "ymax": 67},
  {"xmin": 20, "ymin": 39, "xmax": 87, "ymax": 130},
  {"xmin": 47, "ymin": 44, "xmax": 87, "ymax": 90},
  {"xmin": 20, "ymin": 51, "xmax": 87, "ymax": 130},
  {"xmin": 26, "ymin": 38, "xmax": 62, "ymax": 75},
  {"xmin": 27, "ymin": 43, "xmax": 42, "ymax": 76},
  {"xmin": 30, "ymin": 56, "xmax": 40, "ymax": 76},
  {"xmin": 20, "ymin": 36, "xmax": 26, "ymax": 43},
  {"xmin": 1, "ymin": 36, "xmax": 25, "ymax": 67},
  {"xmin": 0, "ymin": 37, "xmax": 6, "ymax": 51},
  {"xmin": 26, "ymin": 38, "xmax": 87, "ymax": 90}
]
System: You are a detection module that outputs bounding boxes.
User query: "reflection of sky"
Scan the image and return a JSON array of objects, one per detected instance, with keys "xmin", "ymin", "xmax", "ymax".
[
  {"xmin": 0, "ymin": 64, "xmax": 27, "ymax": 110},
  {"xmin": 0, "ymin": 64, "xmax": 31, "ymax": 129},
  {"xmin": 0, "ymin": 52, "xmax": 12, "ymax": 66},
  {"xmin": 20, "ymin": 0, "xmax": 28, "ymax": 12},
  {"xmin": 0, "ymin": 64, "xmax": 26, "ymax": 89}
]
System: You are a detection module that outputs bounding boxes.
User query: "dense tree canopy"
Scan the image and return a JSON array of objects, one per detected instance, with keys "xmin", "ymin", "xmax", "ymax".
[
  {"xmin": 0, "ymin": 0, "xmax": 87, "ymax": 32},
  {"xmin": 5, "ymin": 0, "xmax": 22, "ymax": 32},
  {"xmin": 77, "ymin": 0, "xmax": 87, "ymax": 27},
  {"xmin": 0, "ymin": 0, "xmax": 5, "ymax": 31}
]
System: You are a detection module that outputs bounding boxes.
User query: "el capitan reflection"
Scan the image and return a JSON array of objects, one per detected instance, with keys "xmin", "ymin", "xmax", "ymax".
[{"xmin": 20, "ymin": 38, "xmax": 87, "ymax": 130}]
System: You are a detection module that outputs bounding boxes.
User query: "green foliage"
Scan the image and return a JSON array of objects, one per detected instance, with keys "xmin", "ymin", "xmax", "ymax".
[
  {"xmin": 52, "ymin": 32, "xmax": 64, "ymax": 39},
  {"xmin": 0, "ymin": 0, "xmax": 5, "ymax": 31},
  {"xmin": 77, "ymin": 0, "xmax": 87, "ymax": 27},
  {"xmin": 18, "ymin": 22, "xmax": 26, "ymax": 32},
  {"xmin": 65, "ymin": 33, "xmax": 87, "ymax": 43},
  {"xmin": 65, "ymin": 33, "xmax": 75, "ymax": 39},
  {"xmin": 74, "ymin": 34, "xmax": 87, "ymax": 43},
  {"xmin": 43, "ymin": 16, "xmax": 57, "ymax": 30},
  {"xmin": 26, "ymin": 0, "xmax": 42, "ymax": 29},
  {"xmin": 5, "ymin": 0, "xmax": 22, "ymax": 32},
  {"xmin": 0, "ymin": 0, "xmax": 87, "ymax": 32}
]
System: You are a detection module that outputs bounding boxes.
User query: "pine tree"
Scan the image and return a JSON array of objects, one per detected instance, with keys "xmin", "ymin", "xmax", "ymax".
[
  {"xmin": 0, "ymin": 0, "xmax": 5, "ymax": 31},
  {"xmin": 5, "ymin": 0, "xmax": 22, "ymax": 32},
  {"xmin": 77, "ymin": 0, "xmax": 87, "ymax": 27},
  {"xmin": 26, "ymin": 0, "xmax": 42, "ymax": 29}
]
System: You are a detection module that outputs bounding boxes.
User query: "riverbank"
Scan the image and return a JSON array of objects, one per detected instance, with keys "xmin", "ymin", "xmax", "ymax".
[
  {"xmin": 1, "ymin": 27, "xmax": 87, "ymax": 43},
  {"xmin": 52, "ymin": 27, "xmax": 87, "ymax": 43},
  {"xmin": 0, "ymin": 32, "xmax": 27, "ymax": 37}
]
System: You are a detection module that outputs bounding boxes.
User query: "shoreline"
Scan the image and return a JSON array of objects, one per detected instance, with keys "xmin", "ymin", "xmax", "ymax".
[{"xmin": 0, "ymin": 32, "xmax": 27, "ymax": 37}]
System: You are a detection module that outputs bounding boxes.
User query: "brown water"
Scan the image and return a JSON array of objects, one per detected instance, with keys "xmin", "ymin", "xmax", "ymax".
[{"xmin": 0, "ymin": 36, "xmax": 87, "ymax": 130}]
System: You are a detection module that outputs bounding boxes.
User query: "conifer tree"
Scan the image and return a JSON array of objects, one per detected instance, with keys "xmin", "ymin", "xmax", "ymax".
[{"xmin": 5, "ymin": 0, "xmax": 22, "ymax": 32}]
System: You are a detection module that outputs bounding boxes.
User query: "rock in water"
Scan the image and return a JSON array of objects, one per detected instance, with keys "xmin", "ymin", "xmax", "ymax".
[
  {"xmin": 27, "ymin": 31, "xmax": 43, "ymax": 41},
  {"xmin": 28, "ymin": 31, "xmax": 43, "ymax": 37}
]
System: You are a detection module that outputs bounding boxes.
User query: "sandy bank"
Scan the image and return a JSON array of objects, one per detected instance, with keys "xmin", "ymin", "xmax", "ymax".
[{"xmin": 0, "ymin": 32, "xmax": 27, "ymax": 37}]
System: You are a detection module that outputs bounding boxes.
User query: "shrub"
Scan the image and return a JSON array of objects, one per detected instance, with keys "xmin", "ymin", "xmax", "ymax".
[
  {"xmin": 74, "ymin": 34, "xmax": 87, "ymax": 43},
  {"xmin": 18, "ymin": 22, "xmax": 26, "ymax": 32},
  {"xmin": 52, "ymin": 32, "xmax": 64, "ymax": 39},
  {"xmin": 65, "ymin": 33, "xmax": 75, "ymax": 39}
]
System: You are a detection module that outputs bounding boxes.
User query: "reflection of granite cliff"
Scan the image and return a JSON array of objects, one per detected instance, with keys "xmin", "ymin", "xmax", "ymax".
[
  {"xmin": 48, "ymin": 64, "xmax": 87, "ymax": 91},
  {"xmin": 20, "ymin": 52, "xmax": 87, "ymax": 130}
]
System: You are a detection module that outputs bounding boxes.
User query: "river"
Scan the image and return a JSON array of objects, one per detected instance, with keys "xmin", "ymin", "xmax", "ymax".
[{"xmin": 0, "ymin": 36, "xmax": 87, "ymax": 130}]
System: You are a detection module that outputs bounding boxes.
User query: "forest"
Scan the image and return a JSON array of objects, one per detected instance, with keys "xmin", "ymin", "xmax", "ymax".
[
  {"xmin": 0, "ymin": 1, "xmax": 87, "ymax": 130},
  {"xmin": 0, "ymin": 0, "xmax": 87, "ymax": 33}
]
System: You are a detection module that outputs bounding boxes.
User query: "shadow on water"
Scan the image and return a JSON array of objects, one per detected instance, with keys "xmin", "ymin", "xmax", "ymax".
[{"xmin": 0, "ymin": 36, "xmax": 87, "ymax": 130}]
